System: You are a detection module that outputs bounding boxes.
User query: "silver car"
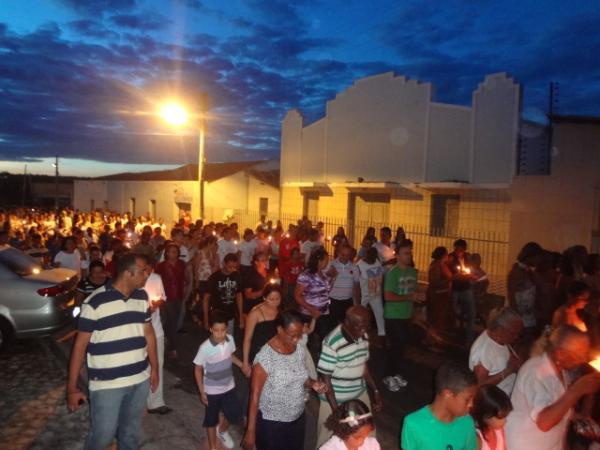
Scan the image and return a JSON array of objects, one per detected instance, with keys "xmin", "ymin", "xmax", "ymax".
[{"xmin": 0, "ymin": 247, "xmax": 78, "ymax": 349}]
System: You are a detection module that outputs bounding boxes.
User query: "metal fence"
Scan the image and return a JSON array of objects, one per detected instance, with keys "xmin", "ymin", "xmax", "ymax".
[{"xmin": 204, "ymin": 207, "xmax": 509, "ymax": 296}]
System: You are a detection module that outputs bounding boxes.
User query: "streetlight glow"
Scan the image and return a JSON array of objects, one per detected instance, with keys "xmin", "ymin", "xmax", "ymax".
[{"xmin": 159, "ymin": 102, "xmax": 189, "ymax": 126}]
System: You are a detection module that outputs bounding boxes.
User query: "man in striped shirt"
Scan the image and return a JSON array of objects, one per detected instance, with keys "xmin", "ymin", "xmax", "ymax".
[
  {"xmin": 316, "ymin": 305, "xmax": 382, "ymax": 447},
  {"xmin": 66, "ymin": 253, "xmax": 159, "ymax": 450}
]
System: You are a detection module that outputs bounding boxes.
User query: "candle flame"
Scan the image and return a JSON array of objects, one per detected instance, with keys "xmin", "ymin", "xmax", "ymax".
[{"xmin": 590, "ymin": 357, "xmax": 600, "ymax": 372}]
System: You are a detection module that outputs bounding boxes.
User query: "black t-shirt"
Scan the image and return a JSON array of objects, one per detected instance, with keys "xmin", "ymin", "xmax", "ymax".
[
  {"xmin": 242, "ymin": 269, "xmax": 267, "ymax": 313},
  {"xmin": 448, "ymin": 251, "xmax": 471, "ymax": 292},
  {"xmin": 207, "ymin": 270, "xmax": 242, "ymax": 320}
]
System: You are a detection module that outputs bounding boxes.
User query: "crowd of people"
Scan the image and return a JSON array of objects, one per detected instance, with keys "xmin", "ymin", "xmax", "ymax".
[{"xmin": 2, "ymin": 206, "xmax": 600, "ymax": 449}]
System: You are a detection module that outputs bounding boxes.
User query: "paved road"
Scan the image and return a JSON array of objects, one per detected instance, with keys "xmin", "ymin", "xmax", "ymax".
[{"xmin": 0, "ymin": 318, "xmax": 468, "ymax": 450}]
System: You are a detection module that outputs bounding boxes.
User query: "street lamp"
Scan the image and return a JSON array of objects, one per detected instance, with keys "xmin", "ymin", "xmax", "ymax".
[{"xmin": 159, "ymin": 102, "xmax": 206, "ymax": 220}]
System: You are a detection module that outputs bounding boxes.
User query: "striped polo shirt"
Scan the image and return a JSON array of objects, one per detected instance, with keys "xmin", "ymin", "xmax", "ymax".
[
  {"xmin": 193, "ymin": 335, "xmax": 236, "ymax": 395},
  {"xmin": 317, "ymin": 324, "xmax": 369, "ymax": 402},
  {"xmin": 78, "ymin": 283, "xmax": 151, "ymax": 391}
]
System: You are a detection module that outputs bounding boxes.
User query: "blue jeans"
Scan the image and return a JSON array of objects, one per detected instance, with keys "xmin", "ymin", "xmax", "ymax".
[
  {"xmin": 86, "ymin": 378, "xmax": 150, "ymax": 450},
  {"xmin": 452, "ymin": 289, "xmax": 476, "ymax": 344}
]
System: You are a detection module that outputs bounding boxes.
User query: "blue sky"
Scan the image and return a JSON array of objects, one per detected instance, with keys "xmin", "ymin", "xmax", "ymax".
[{"xmin": 1, "ymin": 0, "xmax": 599, "ymax": 176}]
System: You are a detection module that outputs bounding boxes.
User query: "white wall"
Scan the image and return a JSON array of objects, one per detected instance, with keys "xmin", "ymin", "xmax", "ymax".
[
  {"xmin": 324, "ymin": 73, "xmax": 431, "ymax": 183},
  {"xmin": 280, "ymin": 71, "xmax": 521, "ymax": 187},
  {"xmin": 425, "ymin": 103, "xmax": 471, "ymax": 182},
  {"xmin": 73, "ymin": 180, "xmax": 108, "ymax": 211},
  {"xmin": 471, "ymin": 73, "xmax": 520, "ymax": 184}
]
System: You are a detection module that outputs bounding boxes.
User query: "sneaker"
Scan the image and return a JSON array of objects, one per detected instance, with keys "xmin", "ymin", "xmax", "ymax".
[
  {"xmin": 217, "ymin": 429, "xmax": 234, "ymax": 449},
  {"xmin": 383, "ymin": 376, "xmax": 400, "ymax": 392},
  {"xmin": 393, "ymin": 374, "xmax": 408, "ymax": 388}
]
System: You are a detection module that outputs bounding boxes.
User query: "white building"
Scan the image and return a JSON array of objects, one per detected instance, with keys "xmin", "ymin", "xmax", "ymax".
[{"xmin": 74, "ymin": 160, "xmax": 280, "ymax": 224}]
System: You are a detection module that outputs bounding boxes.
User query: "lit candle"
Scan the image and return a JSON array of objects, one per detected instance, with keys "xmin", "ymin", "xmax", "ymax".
[
  {"xmin": 32, "ymin": 268, "xmax": 40, "ymax": 275},
  {"xmin": 269, "ymin": 278, "xmax": 276, "ymax": 284},
  {"xmin": 327, "ymin": 235, "xmax": 332, "ymax": 241},
  {"xmin": 268, "ymin": 236, "xmax": 272, "ymax": 241},
  {"xmin": 212, "ymin": 231, "xmax": 216, "ymax": 236},
  {"xmin": 285, "ymin": 233, "xmax": 290, "ymax": 238},
  {"xmin": 464, "ymin": 267, "xmax": 471, "ymax": 274},
  {"xmin": 590, "ymin": 357, "xmax": 600, "ymax": 372},
  {"xmin": 233, "ymin": 240, "xmax": 238, "ymax": 245}
]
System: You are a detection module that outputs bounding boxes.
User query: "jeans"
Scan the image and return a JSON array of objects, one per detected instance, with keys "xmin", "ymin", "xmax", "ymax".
[
  {"xmin": 452, "ymin": 289, "xmax": 476, "ymax": 343},
  {"xmin": 86, "ymin": 378, "xmax": 150, "ymax": 450},
  {"xmin": 361, "ymin": 294, "xmax": 385, "ymax": 336}
]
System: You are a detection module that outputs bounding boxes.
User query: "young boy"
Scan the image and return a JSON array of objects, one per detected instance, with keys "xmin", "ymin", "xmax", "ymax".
[
  {"xmin": 193, "ymin": 310, "xmax": 243, "ymax": 450},
  {"xmin": 400, "ymin": 363, "xmax": 478, "ymax": 450}
]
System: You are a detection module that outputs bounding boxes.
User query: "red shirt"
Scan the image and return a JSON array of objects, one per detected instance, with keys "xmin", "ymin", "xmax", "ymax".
[
  {"xmin": 285, "ymin": 261, "xmax": 304, "ymax": 284},
  {"xmin": 155, "ymin": 259, "xmax": 185, "ymax": 302},
  {"xmin": 278, "ymin": 237, "xmax": 299, "ymax": 277}
]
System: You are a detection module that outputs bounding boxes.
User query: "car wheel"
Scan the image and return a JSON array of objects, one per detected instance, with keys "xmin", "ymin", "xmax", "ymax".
[{"xmin": 0, "ymin": 317, "xmax": 13, "ymax": 350}]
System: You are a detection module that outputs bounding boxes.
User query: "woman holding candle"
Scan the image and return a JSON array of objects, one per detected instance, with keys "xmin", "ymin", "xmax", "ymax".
[
  {"xmin": 155, "ymin": 243, "xmax": 186, "ymax": 359},
  {"xmin": 242, "ymin": 309, "xmax": 327, "ymax": 450},
  {"xmin": 295, "ymin": 246, "xmax": 334, "ymax": 356},
  {"xmin": 242, "ymin": 284, "xmax": 282, "ymax": 376},
  {"xmin": 243, "ymin": 252, "xmax": 269, "ymax": 314},
  {"xmin": 427, "ymin": 246, "xmax": 453, "ymax": 334}
]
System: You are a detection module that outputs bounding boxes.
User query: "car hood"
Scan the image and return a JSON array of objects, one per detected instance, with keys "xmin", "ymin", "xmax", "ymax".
[{"xmin": 23, "ymin": 268, "xmax": 78, "ymax": 284}]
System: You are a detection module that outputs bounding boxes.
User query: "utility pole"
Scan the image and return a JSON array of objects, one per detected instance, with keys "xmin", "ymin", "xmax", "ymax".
[
  {"xmin": 547, "ymin": 82, "xmax": 559, "ymax": 175},
  {"xmin": 22, "ymin": 164, "xmax": 27, "ymax": 206},
  {"xmin": 53, "ymin": 155, "xmax": 59, "ymax": 209}
]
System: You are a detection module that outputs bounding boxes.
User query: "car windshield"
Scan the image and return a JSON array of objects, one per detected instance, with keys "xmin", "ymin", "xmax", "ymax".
[{"xmin": 0, "ymin": 247, "xmax": 43, "ymax": 276}]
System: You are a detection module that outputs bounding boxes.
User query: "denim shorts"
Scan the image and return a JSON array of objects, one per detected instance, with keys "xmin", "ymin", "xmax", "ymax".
[{"xmin": 203, "ymin": 388, "xmax": 242, "ymax": 427}]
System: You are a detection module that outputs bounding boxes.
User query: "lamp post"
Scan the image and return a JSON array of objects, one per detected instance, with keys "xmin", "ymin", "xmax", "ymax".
[{"xmin": 159, "ymin": 102, "xmax": 205, "ymax": 220}]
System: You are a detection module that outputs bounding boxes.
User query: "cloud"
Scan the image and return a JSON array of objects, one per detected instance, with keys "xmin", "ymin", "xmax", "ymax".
[
  {"xmin": 68, "ymin": 19, "xmax": 120, "ymax": 39},
  {"xmin": 57, "ymin": 0, "xmax": 137, "ymax": 16},
  {"xmin": 108, "ymin": 13, "xmax": 170, "ymax": 31}
]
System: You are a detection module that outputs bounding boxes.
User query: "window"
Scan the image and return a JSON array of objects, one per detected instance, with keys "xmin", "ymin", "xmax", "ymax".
[
  {"xmin": 103, "ymin": 200, "xmax": 109, "ymax": 210},
  {"xmin": 303, "ymin": 192, "xmax": 319, "ymax": 219},
  {"xmin": 430, "ymin": 194, "xmax": 459, "ymax": 236},
  {"xmin": 149, "ymin": 199, "xmax": 156, "ymax": 220},
  {"xmin": 129, "ymin": 197, "xmax": 136, "ymax": 217},
  {"xmin": 259, "ymin": 197, "xmax": 268, "ymax": 216},
  {"xmin": 90, "ymin": 199, "xmax": 95, "ymax": 212}
]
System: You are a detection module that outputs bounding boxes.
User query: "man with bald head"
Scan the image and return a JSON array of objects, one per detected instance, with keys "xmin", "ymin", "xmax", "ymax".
[
  {"xmin": 316, "ymin": 305, "xmax": 383, "ymax": 446},
  {"xmin": 469, "ymin": 307, "xmax": 524, "ymax": 395},
  {"xmin": 506, "ymin": 325, "xmax": 600, "ymax": 450}
]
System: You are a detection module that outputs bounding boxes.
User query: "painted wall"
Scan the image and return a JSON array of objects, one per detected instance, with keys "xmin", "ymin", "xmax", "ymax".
[
  {"xmin": 74, "ymin": 172, "xmax": 280, "ymax": 225},
  {"xmin": 425, "ymin": 103, "xmax": 471, "ymax": 182},
  {"xmin": 508, "ymin": 122, "xmax": 600, "ymax": 262},
  {"xmin": 280, "ymin": 72, "xmax": 520, "ymax": 186}
]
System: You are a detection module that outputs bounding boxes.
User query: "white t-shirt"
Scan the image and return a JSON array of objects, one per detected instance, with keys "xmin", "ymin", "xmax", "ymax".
[
  {"xmin": 144, "ymin": 273, "xmax": 165, "ymax": 339},
  {"xmin": 301, "ymin": 240, "xmax": 320, "ymax": 264},
  {"xmin": 239, "ymin": 239, "xmax": 258, "ymax": 266},
  {"xmin": 217, "ymin": 239, "xmax": 238, "ymax": 267},
  {"xmin": 319, "ymin": 435, "xmax": 380, "ymax": 450},
  {"xmin": 54, "ymin": 251, "xmax": 81, "ymax": 277},
  {"xmin": 469, "ymin": 330, "xmax": 516, "ymax": 395},
  {"xmin": 329, "ymin": 259, "xmax": 358, "ymax": 300},
  {"xmin": 505, "ymin": 353, "xmax": 571, "ymax": 450},
  {"xmin": 356, "ymin": 260, "xmax": 383, "ymax": 303}
]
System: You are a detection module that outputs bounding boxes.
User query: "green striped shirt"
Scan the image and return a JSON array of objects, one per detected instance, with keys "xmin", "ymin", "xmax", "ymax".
[{"xmin": 317, "ymin": 324, "xmax": 369, "ymax": 402}]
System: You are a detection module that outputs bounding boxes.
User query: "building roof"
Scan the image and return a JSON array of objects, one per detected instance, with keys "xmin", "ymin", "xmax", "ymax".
[
  {"xmin": 550, "ymin": 114, "xmax": 600, "ymax": 125},
  {"xmin": 247, "ymin": 169, "xmax": 280, "ymax": 188},
  {"xmin": 96, "ymin": 160, "xmax": 268, "ymax": 182}
]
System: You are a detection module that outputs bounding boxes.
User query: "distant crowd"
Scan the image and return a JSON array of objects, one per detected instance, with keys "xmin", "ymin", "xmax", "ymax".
[{"xmin": 2, "ymin": 207, "xmax": 600, "ymax": 450}]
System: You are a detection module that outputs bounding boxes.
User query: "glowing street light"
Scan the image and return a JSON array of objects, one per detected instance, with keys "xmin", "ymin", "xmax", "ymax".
[
  {"xmin": 159, "ymin": 103, "xmax": 189, "ymax": 126},
  {"xmin": 159, "ymin": 100, "xmax": 206, "ymax": 219}
]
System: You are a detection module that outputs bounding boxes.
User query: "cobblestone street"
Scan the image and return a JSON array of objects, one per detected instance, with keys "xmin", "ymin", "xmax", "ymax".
[
  {"xmin": 0, "ymin": 339, "xmax": 88, "ymax": 450},
  {"xmin": 0, "ymin": 319, "xmax": 466, "ymax": 450}
]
